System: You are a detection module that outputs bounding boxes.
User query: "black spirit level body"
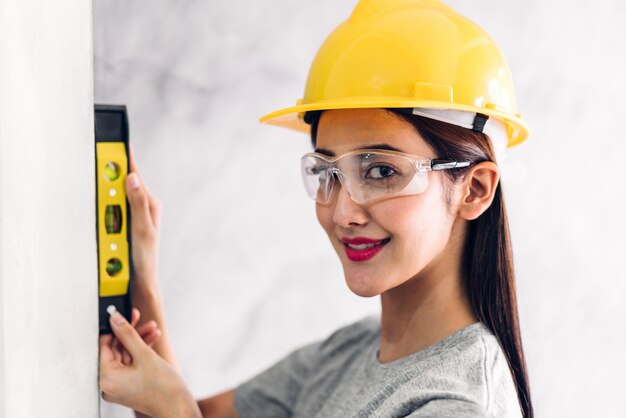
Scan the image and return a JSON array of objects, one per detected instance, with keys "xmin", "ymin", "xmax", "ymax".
[{"xmin": 95, "ymin": 104, "xmax": 133, "ymax": 334}]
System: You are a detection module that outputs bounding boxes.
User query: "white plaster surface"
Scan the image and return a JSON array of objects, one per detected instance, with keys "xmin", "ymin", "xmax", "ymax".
[
  {"xmin": 0, "ymin": 0, "xmax": 99, "ymax": 417},
  {"xmin": 94, "ymin": 1, "xmax": 626, "ymax": 417}
]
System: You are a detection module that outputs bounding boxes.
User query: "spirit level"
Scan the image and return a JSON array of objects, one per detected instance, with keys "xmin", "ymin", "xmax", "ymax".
[{"xmin": 95, "ymin": 104, "xmax": 133, "ymax": 334}]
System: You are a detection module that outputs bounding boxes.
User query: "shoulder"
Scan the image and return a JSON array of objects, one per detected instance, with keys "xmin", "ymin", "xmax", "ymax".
[
  {"xmin": 259, "ymin": 313, "xmax": 379, "ymax": 374},
  {"xmin": 401, "ymin": 322, "xmax": 522, "ymax": 418},
  {"xmin": 474, "ymin": 327, "xmax": 523, "ymax": 417}
]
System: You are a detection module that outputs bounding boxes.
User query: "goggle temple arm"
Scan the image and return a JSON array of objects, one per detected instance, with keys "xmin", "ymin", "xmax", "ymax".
[{"xmin": 430, "ymin": 160, "xmax": 472, "ymax": 171}]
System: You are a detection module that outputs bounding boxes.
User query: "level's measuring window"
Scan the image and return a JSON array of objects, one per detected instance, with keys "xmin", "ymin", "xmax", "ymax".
[
  {"xmin": 106, "ymin": 258, "xmax": 123, "ymax": 276},
  {"xmin": 103, "ymin": 161, "xmax": 121, "ymax": 181},
  {"xmin": 105, "ymin": 205, "xmax": 123, "ymax": 234}
]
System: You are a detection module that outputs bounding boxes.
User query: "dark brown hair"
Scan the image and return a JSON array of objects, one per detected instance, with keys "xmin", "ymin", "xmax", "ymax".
[{"xmin": 305, "ymin": 109, "xmax": 533, "ymax": 418}]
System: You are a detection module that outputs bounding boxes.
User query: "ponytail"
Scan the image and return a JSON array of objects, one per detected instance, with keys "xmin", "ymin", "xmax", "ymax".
[
  {"xmin": 388, "ymin": 110, "xmax": 534, "ymax": 418},
  {"xmin": 466, "ymin": 184, "xmax": 533, "ymax": 418}
]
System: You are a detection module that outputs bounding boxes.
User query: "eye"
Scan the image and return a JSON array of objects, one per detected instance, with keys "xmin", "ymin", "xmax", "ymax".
[
  {"xmin": 306, "ymin": 166, "xmax": 321, "ymax": 175},
  {"xmin": 366, "ymin": 164, "xmax": 397, "ymax": 179},
  {"xmin": 306, "ymin": 165, "xmax": 327, "ymax": 176}
]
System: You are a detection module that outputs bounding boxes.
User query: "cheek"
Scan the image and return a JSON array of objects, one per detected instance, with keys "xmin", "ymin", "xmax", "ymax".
[
  {"xmin": 315, "ymin": 202, "xmax": 333, "ymax": 235},
  {"xmin": 372, "ymin": 189, "xmax": 452, "ymax": 262},
  {"xmin": 372, "ymin": 199, "xmax": 428, "ymax": 252}
]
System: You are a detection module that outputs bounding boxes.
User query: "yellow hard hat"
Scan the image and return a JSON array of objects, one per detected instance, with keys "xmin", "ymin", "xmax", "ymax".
[{"xmin": 260, "ymin": 0, "xmax": 529, "ymax": 148}]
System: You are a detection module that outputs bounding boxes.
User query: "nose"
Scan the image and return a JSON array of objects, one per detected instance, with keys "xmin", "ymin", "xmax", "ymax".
[{"xmin": 332, "ymin": 183, "xmax": 369, "ymax": 228}]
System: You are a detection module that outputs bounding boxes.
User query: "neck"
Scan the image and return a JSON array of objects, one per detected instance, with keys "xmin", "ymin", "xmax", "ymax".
[{"xmin": 377, "ymin": 219, "xmax": 478, "ymax": 364}]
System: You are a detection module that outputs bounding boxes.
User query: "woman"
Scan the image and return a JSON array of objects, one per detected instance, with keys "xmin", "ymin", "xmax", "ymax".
[{"xmin": 99, "ymin": 0, "xmax": 533, "ymax": 417}]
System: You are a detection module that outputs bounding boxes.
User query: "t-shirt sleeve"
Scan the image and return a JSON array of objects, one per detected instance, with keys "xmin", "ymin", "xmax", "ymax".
[{"xmin": 234, "ymin": 339, "xmax": 323, "ymax": 418}]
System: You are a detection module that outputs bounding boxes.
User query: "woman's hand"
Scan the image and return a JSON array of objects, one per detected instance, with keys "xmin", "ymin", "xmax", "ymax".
[
  {"xmin": 99, "ymin": 310, "xmax": 202, "ymax": 418},
  {"xmin": 112, "ymin": 308, "xmax": 161, "ymax": 366},
  {"xmin": 126, "ymin": 144, "xmax": 161, "ymax": 292},
  {"xmin": 124, "ymin": 145, "xmax": 181, "ymax": 374}
]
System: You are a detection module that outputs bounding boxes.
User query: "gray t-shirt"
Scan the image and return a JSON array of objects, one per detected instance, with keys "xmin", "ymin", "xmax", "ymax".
[{"xmin": 235, "ymin": 314, "xmax": 522, "ymax": 417}]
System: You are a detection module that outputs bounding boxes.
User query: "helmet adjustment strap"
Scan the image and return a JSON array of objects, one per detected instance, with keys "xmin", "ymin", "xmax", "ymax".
[{"xmin": 472, "ymin": 113, "xmax": 489, "ymax": 132}]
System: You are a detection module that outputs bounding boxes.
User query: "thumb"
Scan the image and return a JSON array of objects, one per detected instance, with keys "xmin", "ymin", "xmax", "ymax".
[
  {"xmin": 126, "ymin": 173, "xmax": 153, "ymax": 237},
  {"xmin": 109, "ymin": 311, "xmax": 149, "ymax": 360}
]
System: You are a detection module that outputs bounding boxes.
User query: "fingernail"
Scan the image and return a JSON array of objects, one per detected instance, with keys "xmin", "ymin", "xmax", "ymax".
[
  {"xmin": 128, "ymin": 173, "xmax": 139, "ymax": 190},
  {"xmin": 110, "ymin": 311, "xmax": 126, "ymax": 326}
]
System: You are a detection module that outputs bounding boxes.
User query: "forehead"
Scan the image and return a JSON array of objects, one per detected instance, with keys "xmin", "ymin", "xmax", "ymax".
[{"xmin": 315, "ymin": 109, "xmax": 434, "ymax": 158}]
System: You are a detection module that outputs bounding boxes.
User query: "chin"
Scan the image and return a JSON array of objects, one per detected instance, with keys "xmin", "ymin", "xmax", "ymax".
[{"xmin": 342, "ymin": 268, "xmax": 386, "ymax": 298}]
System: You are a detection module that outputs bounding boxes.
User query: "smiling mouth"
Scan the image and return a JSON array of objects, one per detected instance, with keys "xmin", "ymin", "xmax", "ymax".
[
  {"xmin": 344, "ymin": 238, "xmax": 391, "ymax": 250},
  {"xmin": 340, "ymin": 237, "xmax": 391, "ymax": 262}
]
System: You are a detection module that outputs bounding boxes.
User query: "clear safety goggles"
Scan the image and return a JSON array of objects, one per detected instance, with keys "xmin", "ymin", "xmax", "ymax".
[{"xmin": 301, "ymin": 149, "xmax": 472, "ymax": 205}]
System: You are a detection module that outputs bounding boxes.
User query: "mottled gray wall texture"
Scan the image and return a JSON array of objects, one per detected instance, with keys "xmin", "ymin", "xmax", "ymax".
[{"xmin": 94, "ymin": 1, "xmax": 626, "ymax": 417}]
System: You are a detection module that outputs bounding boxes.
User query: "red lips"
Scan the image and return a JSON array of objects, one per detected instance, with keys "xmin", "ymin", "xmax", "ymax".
[{"xmin": 340, "ymin": 236, "xmax": 390, "ymax": 262}]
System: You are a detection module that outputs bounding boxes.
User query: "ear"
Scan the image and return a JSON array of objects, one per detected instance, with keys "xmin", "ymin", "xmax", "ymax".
[{"xmin": 457, "ymin": 161, "xmax": 500, "ymax": 221}]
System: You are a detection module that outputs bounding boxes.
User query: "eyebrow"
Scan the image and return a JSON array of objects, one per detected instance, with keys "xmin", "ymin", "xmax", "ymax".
[{"xmin": 314, "ymin": 143, "xmax": 405, "ymax": 156}]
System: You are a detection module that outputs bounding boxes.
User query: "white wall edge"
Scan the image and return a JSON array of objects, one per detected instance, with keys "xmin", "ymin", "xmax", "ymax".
[{"xmin": 0, "ymin": 0, "xmax": 98, "ymax": 417}]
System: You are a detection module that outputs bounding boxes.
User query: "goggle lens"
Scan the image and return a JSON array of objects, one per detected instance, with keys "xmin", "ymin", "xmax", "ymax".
[{"xmin": 301, "ymin": 151, "xmax": 430, "ymax": 204}]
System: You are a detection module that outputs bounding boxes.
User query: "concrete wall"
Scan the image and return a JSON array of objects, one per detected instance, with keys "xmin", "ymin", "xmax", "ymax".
[
  {"xmin": 94, "ymin": 1, "xmax": 626, "ymax": 417},
  {"xmin": 0, "ymin": 0, "xmax": 98, "ymax": 417}
]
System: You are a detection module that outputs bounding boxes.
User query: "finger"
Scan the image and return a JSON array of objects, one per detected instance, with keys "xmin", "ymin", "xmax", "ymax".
[
  {"xmin": 134, "ymin": 172, "xmax": 160, "ymax": 230},
  {"xmin": 128, "ymin": 144, "xmax": 150, "ymax": 195},
  {"xmin": 100, "ymin": 333, "xmax": 113, "ymax": 347},
  {"xmin": 128, "ymin": 144, "xmax": 155, "ymax": 198},
  {"xmin": 126, "ymin": 172, "xmax": 155, "ymax": 239},
  {"xmin": 131, "ymin": 308, "xmax": 140, "ymax": 327},
  {"xmin": 145, "ymin": 329, "xmax": 162, "ymax": 347},
  {"xmin": 112, "ymin": 337, "xmax": 123, "ymax": 363},
  {"xmin": 137, "ymin": 320, "xmax": 157, "ymax": 335},
  {"xmin": 136, "ymin": 321, "xmax": 160, "ymax": 346},
  {"xmin": 120, "ymin": 325, "xmax": 155, "ymax": 362},
  {"xmin": 125, "ymin": 309, "xmax": 142, "ymax": 366},
  {"xmin": 99, "ymin": 335, "xmax": 115, "ymax": 363},
  {"xmin": 128, "ymin": 145, "xmax": 161, "ymax": 230},
  {"xmin": 139, "ymin": 328, "xmax": 157, "ymax": 344},
  {"xmin": 139, "ymin": 324, "xmax": 159, "ymax": 341},
  {"xmin": 113, "ymin": 311, "xmax": 139, "ymax": 361},
  {"xmin": 110, "ymin": 319, "xmax": 129, "ymax": 362},
  {"xmin": 129, "ymin": 143, "xmax": 139, "ymax": 174},
  {"xmin": 111, "ymin": 336, "xmax": 121, "ymax": 362},
  {"xmin": 147, "ymin": 193, "xmax": 161, "ymax": 229},
  {"xmin": 109, "ymin": 311, "xmax": 150, "ymax": 360},
  {"xmin": 122, "ymin": 347, "xmax": 132, "ymax": 366}
]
